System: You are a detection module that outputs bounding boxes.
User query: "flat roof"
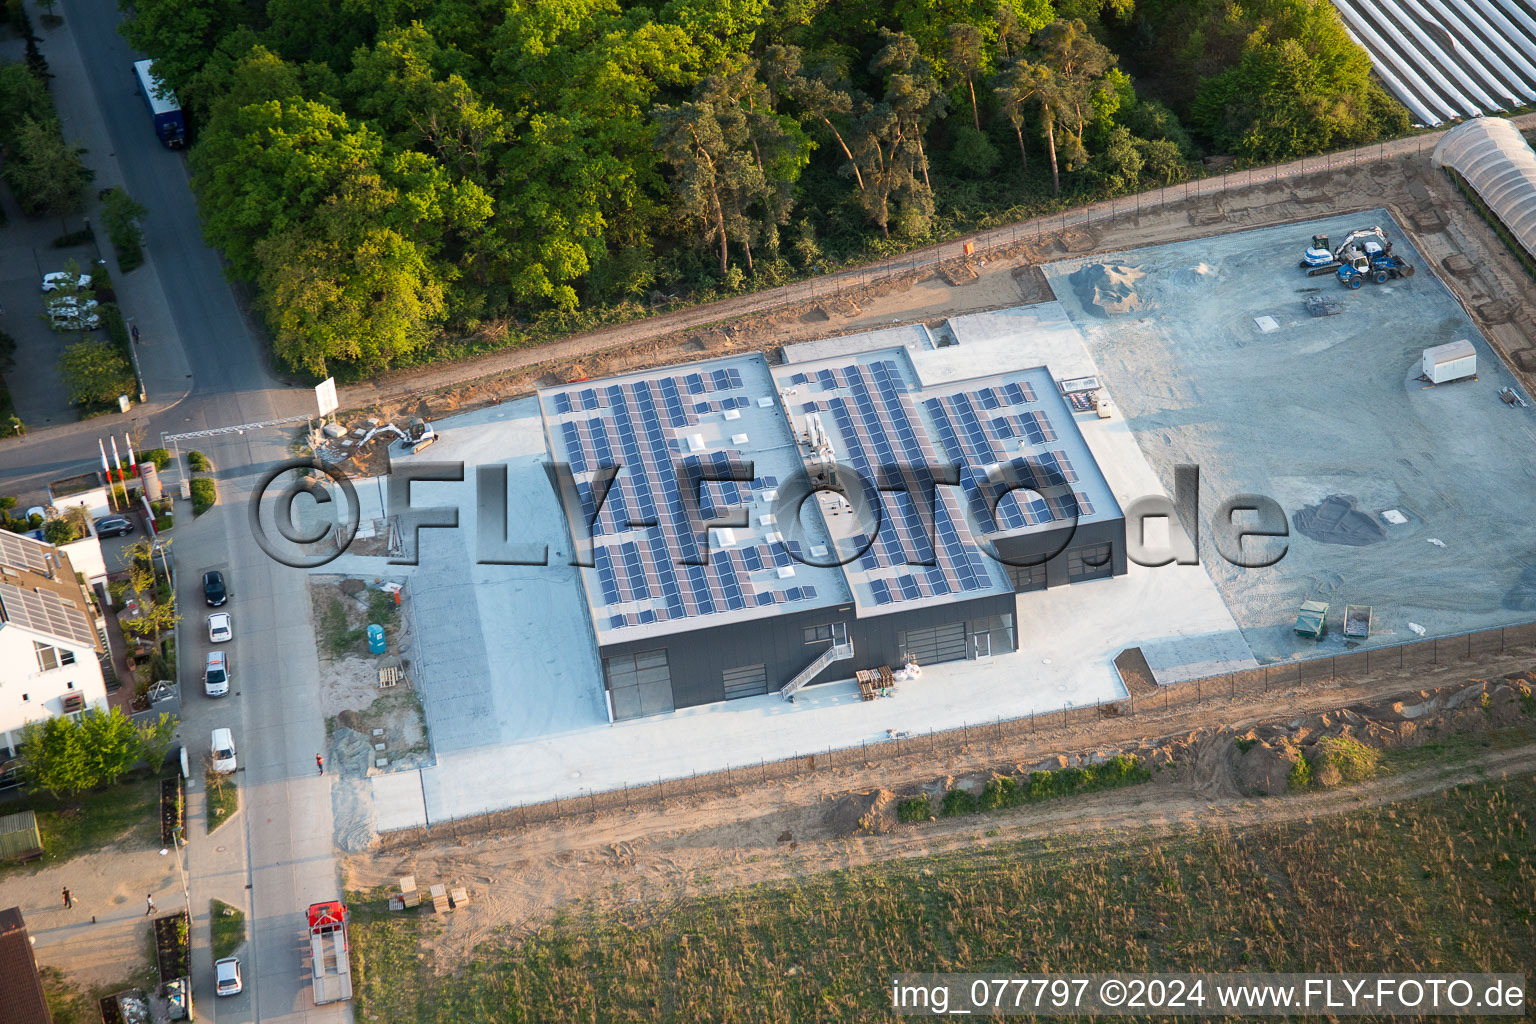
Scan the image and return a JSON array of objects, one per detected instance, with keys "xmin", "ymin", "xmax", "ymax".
[
  {"xmin": 769, "ymin": 348, "xmax": 1014, "ymax": 615},
  {"xmin": 539, "ymin": 354, "xmax": 851, "ymax": 643}
]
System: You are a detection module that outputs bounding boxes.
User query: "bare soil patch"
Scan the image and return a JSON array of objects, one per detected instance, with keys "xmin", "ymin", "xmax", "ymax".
[{"xmin": 342, "ymin": 657, "xmax": 1536, "ymax": 962}]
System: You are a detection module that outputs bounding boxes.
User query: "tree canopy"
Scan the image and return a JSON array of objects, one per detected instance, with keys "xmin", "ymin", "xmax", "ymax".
[{"xmin": 117, "ymin": 0, "xmax": 1408, "ymax": 378}]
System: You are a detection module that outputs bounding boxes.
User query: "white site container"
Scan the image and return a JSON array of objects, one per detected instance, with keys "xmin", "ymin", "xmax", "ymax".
[{"xmin": 1422, "ymin": 340, "xmax": 1476, "ymax": 384}]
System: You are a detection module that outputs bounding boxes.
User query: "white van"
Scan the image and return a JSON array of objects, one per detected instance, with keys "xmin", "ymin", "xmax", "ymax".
[{"xmin": 210, "ymin": 728, "xmax": 237, "ymax": 773}]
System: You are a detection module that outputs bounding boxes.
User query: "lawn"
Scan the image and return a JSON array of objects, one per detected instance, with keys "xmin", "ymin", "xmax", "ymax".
[
  {"xmin": 1, "ymin": 776, "xmax": 158, "ymax": 877},
  {"xmin": 349, "ymin": 775, "xmax": 1536, "ymax": 1023},
  {"xmin": 204, "ymin": 770, "xmax": 238, "ymax": 832},
  {"xmin": 210, "ymin": 898, "xmax": 246, "ymax": 959}
]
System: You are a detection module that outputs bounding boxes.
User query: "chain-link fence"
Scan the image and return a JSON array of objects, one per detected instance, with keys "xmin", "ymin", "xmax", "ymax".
[{"xmin": 377, "ymin": 619, "xmax": 1536, "ymax": 847}]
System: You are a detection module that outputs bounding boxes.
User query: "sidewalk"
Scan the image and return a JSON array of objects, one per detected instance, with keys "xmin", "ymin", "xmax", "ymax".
[{"xmin": 9, "ymin": 7, "xmax": 194, "ymax": 433}]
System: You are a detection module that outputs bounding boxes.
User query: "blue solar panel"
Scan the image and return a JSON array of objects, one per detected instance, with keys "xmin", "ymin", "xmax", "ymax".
[{"xmin": 870, "ymin": 578, "xmax": 893, "ymax": 604}]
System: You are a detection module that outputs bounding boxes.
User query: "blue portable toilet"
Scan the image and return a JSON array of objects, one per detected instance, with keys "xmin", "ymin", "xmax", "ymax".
[{"xmin": 367, "ymin": 624, "xmax": 386, "ymax": 654}]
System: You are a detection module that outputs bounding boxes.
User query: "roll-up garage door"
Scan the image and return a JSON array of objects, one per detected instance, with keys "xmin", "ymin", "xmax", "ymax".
[{"xmin": 897, "ymin": 621, "xmax": 968, "ymax": 665}]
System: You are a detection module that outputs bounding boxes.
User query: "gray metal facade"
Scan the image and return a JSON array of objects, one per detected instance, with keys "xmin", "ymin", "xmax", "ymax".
[{"xmin": 599, "ymin": 590, "xmax": 1018, "ymax": 717}]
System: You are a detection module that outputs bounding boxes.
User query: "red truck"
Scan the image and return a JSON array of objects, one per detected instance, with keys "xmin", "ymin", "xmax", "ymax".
[{"xmin": 307, "ymin": 901, "xmax": 353, "ymax": 1004}]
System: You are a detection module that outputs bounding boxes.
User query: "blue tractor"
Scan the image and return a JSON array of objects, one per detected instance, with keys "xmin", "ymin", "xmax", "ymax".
[{"xmin": 1335, "ymin": 246, "xmax": 1415, "ymax": 289}]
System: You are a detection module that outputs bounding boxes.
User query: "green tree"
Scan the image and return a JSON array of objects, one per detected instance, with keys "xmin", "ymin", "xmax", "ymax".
[
  {"xmin": 116, "ymin": 0, "xmax": 250, "ymax": 104},
  {"xmin": 870, "ymin": 29, "xmax": 945, "ymax": 194},
  {"xmin": 942, "ymin": 22, "xmax": 986, "ymax": 130},
  {"xmin": 101, "ymin": 187, "xmax": 148, "ymax": 257},
  {"xmin": 0, "ymin": 60, "xmax": 52, "ymax": 140},
  {"xmin": 42, "ymin": 518, "xmax": 78, "ymax": 545},
  {"xmin": 255, "ymin": 174, "xmax": 448, "ymax": 376},
  {"xmin": 79, "ymin": 707, "xmax": 143, "ymax": 788},
  {"xmin": 2, "ymin": 116, "xmax": 93, "ymax": 217},
  {"xmin": 190, "ymin": 92, "xmax": 386, "ymax": 280},
  {"xmin": 992, "ymin": 56, "xmax": 1050, "ymax": 173},
  {"xmin": 761, "ymin": 45, "xmax": 866, "ymax": 192},
  {"xmin": 1032, "ymin": 19, "xmax": 1117, "ymax": 194},
  {"xmin": 137, "ymin": 712, "xmax": 178, "ymax": 771},
  {"xmin": 57, "ymin": 342, "xmax": 135, "ymax": 407},
  {"xmin": 18, "ymin": 716, "xmax": 93, "ymax": 797}
]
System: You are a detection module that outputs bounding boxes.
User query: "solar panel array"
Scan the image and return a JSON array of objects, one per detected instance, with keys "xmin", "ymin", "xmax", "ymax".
[
  {"xmin": 0, "ymin": 582, "xmax": 97, "ymax": 647},
  {"xmin": 0, "ymin": 532, "xmax": 51, "ymax": 574},
  {"xmin": 549, "ymin": 366, "xmax": 824, "ymax": 632},
  {"xmin": 784, "ymin": 360, "xmax": 996, "ymax": 608},
  {"xmin": 922, "ymin": 384, "xmax": 1096, "ymax": 534}
]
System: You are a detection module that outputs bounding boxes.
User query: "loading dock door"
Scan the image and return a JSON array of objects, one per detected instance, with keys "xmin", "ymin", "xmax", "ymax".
[{"xmin": 898, "ymin": 621, "xmax": 968, "ymax": 666}]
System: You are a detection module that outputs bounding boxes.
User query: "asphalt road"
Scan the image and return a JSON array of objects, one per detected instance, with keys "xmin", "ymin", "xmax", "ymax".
[
  {"xmin": 5, "ymin": 5, "xmax": 352, "ymax": 1022},
  {"xmin": 0, "ymin": 0, "xmax": 308, "ymax": 495}
]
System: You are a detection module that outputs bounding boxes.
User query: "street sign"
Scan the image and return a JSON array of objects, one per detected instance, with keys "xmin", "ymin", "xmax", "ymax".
[{"xmin": 315, "ymin": 377, "xmax": 338, "ymax": 417}]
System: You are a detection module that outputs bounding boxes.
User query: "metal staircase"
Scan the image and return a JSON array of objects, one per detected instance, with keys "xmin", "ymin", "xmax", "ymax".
[{"xmin": 779, "ymin": 640, "xmax": 854, "ymax": 699}]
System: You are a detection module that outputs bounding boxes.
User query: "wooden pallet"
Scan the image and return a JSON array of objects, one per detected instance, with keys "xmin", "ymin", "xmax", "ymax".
[
  {"xmin": 379, "ymin": 666, "xmax": 404, "ymax": 688},
  {"xmin": 449, "ymin": 887, "xmax": 469, "ymax": 909},
  {"xmin": 399, "ymin": 875, "xmax": 419, "ymax": 909},
  {"xmin": 429, "ymin": 883, "xmax": 449, "ymax": 913},
  {"xmin": 856, "ymin": 667, "xmax": 894, "ymax": 701}
]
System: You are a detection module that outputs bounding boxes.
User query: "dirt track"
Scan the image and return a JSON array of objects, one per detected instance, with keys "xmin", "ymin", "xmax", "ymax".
[
  {"xmin": 338, "ymin": 115, "xmax": 1536, "ymax": 424},
  {"xmin": 343, "ymin": 655, "xmax": 1536, "ymax": 962}
]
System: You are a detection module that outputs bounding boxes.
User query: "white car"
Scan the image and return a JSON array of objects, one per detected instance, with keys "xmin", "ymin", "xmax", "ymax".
[
  {"xmin": 41, "ymin": 271, "xmax": 92, "ymax": 292},
  {"xmin": 214, "ymin": 956, "xmax": 242, "ymax": 997},
  {"xmin": 204, "ymin": 651, "xmax": 230, "ymax": 697},
  {"xmin": 47, "ymin": 296, "xmax": 102, "ymax": 331},
  {"xmin": 208, "ymin": 612, "xmax": 232, "ymax": 643},
  {"xmin": 210, "ymin": 728, "xmax": 237, "ymax": 773}
]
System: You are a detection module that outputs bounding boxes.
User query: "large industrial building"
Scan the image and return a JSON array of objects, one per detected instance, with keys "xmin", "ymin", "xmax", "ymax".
[{"xmin": 539, "ymin": 342, "xmax": 1125, "ymax": 721}]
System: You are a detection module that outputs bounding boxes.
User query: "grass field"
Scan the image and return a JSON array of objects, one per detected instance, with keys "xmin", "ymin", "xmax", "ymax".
[
  {"xmin": 0, "ymin": 776, "xmax": 158, "ymax": 877},
  {"xmin": 348, "ymin": 773, "xmax": 1536, "ymax": 1023},
  {"xmin": 210, "ymin": 899, "xmax": 246, "ymax": 959},
  {"xmin": 205, "ymin": 771, "xmax": 238, "ymax": 832}
]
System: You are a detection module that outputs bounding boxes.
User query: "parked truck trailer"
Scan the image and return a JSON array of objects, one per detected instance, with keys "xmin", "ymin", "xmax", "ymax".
[{"xmin": 132, "ymin": 59, "xmax": 186, "ymax": 149}]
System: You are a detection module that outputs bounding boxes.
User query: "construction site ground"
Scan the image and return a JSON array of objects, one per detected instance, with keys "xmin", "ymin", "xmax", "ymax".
[
  {"xmin": 1040, "ymin": 208, "xmax": 1536, "ymax": 662},
  {"xmin": 342, "ymin": 652, "xmax": 1536, "ymax": 963}
]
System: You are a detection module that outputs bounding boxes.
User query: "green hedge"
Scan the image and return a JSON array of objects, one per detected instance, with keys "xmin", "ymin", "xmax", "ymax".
[
  {"xmin": 190, "ymin": 478, "xmax": 216, "ymax": 516},
  {"xmin": 920, "ymin": 755, "xmax": 1152, "ymax": 822}
]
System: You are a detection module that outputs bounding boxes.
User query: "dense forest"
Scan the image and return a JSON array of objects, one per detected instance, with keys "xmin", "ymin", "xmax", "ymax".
[{"xmin": 118, "ymin": 0, "xmax": 1410, "ymax": 379}]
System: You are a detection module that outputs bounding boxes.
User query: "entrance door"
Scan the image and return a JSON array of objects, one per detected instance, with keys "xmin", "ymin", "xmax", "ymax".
[{"xmin": 970, "ymin": 632, "xmax": 991, "ymax": 659}]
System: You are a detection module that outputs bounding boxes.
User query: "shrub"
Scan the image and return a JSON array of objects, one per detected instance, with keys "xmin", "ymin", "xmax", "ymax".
[
  {"xmin": 51, "ymin": 228, "xmax": 92, "ymax": 248},
  {"xmin": 940, "ymin": 789, "xmax": 978, "ymax": 817},
  {"xmin": 896, "ymin": 794, "xmax": 931, "ymax": 823},
  {"xmin": 978, "ymin": 775, "xmax": 1018, "ymax": 811},
  {"xmin": 188, "ymin": 451, "xmax": 212, "ymax": 472},
  {"xmin": 58, "ymin": 340, "xmax": 134, "ymax": 407},
  {"xmin": 1287, "ymin": 751, "xmax": 1314, "ymax": 791},
  {"xmin": 101, "ymin": 187, "xmax": 146, "ymax": 272},
  {"xmin": 153, "ymin": 515, "xmax": 173, "ymax": 532},
  {"xmin": 1306, "ymin": 736, "xmax": 1379, "ymax": 789},
  {"xmin": 122, "ymin": 448, "xmax": 170, "ymax": 470},
  {"xmin": 42, "ymin": 518, "xmax": 77, "ymax": 545},
  {"xmin": 190, "ymin": 478, "xmax": 216, "ymax": 515}
]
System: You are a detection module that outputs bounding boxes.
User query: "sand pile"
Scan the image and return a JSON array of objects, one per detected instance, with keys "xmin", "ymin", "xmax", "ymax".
[{"xmin": 1071, "ymin": 262, "xmax": 1149, "ymax": 316}]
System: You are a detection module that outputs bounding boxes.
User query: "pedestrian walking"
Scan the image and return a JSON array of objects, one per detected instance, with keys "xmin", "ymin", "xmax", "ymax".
[
  {"xmin": 316, "ymin": 753, "xmax": 324, "ymax": 776},
  {"xmin": 62, "ymin": 887, "xmax": 73, "ymax": 909},
  {"xmin": 145, "ymin": 894, "xmax": 155, "ymax": 916},
  {"xmin": 130, "ymin": 324, "xmax": 140, "ymax": 344}
]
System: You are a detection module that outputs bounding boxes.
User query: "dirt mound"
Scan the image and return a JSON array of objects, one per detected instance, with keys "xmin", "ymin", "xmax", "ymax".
[
  {"xmin": 1070, "ymin": 262, "xmax": 1149, "ymax": 317},
  {"xmin": 1235, "ymin": 736, "xmax": 1302, "ymax": 796},
  {"xmin": 1167, "ymin": 262, "xmax": 1219, "ymax": 291},
  {"xmin": 824, "ymin": 789, "xmax": 898, "ymax": 837}
]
